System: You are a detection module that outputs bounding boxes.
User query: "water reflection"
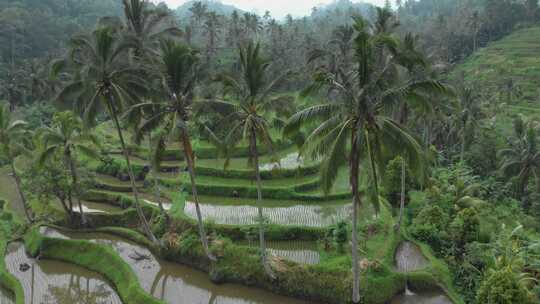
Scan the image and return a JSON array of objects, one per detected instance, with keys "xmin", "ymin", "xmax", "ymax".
[
  {"xmin": 390, "ymin": 289, "xmax": 453, "ymax": 304},
  {"xmin": 5, "ymin": 242, "xmax": 122, "ymax": 304},
  {"xmin": 41, "ymin": 228, "xmax": 310, "ymax": 304}
]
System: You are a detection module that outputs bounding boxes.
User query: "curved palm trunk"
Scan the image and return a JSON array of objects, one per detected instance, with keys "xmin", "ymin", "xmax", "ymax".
[
  {"xmin": 10, "ymin": 162, "xmax": 32, "ymax": 222},
  {"xmin": 350, "ymin": 136, "xmax": 361, "ymax": 304},
  {"xmin": 395, "ymin": 158, "xmax": 406, "ymax": 231},
  {"xmin": 181, "ymin": 132, "xmax": 216, "ymax": 261},
  {"xmin": 250, "ymin": 130, "xmax": 274, "ymax": 278},
  {"xmin": 108, "ymin": 101, "xmax": 158, "ymax": 244},
  {"xmin": 66, "ymin": 150, "xmax": 85, "ymax": 225}
]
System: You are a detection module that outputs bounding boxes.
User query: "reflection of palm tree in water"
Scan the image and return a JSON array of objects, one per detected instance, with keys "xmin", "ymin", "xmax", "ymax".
[
  {"xmin": 44, "ymin": 274, "xmax": 114, "ymax": 304},
  {"xmin": 150, "ymin": 268, "xmax": 169, "ymax": 300},
  {"xmin": 150, "ymin": 267, "xmax": 218, "ymax": 304}
]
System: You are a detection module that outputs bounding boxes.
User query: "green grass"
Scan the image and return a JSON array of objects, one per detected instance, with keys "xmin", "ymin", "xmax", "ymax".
[{"xmin": 0, "ymin": 200, "xmax": 25, "ymax": 304}]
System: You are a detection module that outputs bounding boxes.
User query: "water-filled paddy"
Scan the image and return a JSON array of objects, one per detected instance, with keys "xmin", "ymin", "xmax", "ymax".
[
  {"xmin": 184, "ymin": 201, "xmax": 352, "ymax": 227},
  {"xmin": 40, "ymin": 227, "xmax": 310, "ymax": 304},
  {"xmin": 5, "ymin": 242, "xmax": 122, "ymax": 304},
  {"xmin": 239, "ymin": 240, "xmax": 320, "ymax": 265}
]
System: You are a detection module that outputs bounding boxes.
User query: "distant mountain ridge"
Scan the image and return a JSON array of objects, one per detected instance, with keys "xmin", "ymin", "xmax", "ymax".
[
  {"xmin": 174, "ymin": 0, "xmax": 375, "ymax": 20},
  {"xmin": 174, "ymin": 0, "xmax": 245, "ymax": 19}
]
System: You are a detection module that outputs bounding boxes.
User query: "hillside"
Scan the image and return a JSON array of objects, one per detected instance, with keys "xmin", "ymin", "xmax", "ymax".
[
  {"xmin": 175, "ymin": 0, "xmax": 245, "ymax": 19},
  {"xmin": 452, "ymin": 26, "xmax": 540, "ymax": 120}
]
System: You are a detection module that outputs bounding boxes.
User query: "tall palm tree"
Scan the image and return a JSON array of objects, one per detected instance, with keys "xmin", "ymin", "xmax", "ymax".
[
  {"xmin": 122, "ymin": 0, "xmax": 182, "ymax": 60},
  {"xmin": 499, "ymin": 116, "xmax": 540, "ymax": 200},
  {"xmin": 285, "ymin": 16, "xmax": 437, "ymax": 303},
  {"xmin": 455, "ymin": 87, "xmax": 483, "ymax": 162},
  {"xmin": 203, "ymin": 12, "xmax": 222, "ymax": 63},
  {"xmin": 128, "ymin": 40, "xmax": 216, "ymax": 260},
  {"xmin": 39, "ymin": 111, "xmax": 100, "ymax": 224},
  {"xmin": 0, "ymin": 103, "xmax": 32, "ymax": 222},
  {"xmin": 202, "ymin": 42, "xmax": 291, "ymax": 277},
  {"xmin": 57, "ymin": 27, "xmax": 157, "ymax": 243}
]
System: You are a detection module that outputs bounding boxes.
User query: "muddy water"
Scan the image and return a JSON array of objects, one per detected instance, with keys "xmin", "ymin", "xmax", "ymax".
[
  {"xmin": 390, "ymin": 290, "xmax": 453, "ymax": 304},
  {"xmin": 0, "ymin": 286, "xmax": 14, "ymax": 304},
  {"xmin": 5, "ymin": 242, "xmax": 122, "ymax": 304},
  {"xmin": 395, "ymin": 242, "xmax": 429, "ymax": 272},
  {"xmin": 239, "ymin": 241, "xmax": 320, "ymax": 265},
  {"xmin": 54, "ymin": 200, "xmax": 123, "ymax": 214},
  {"xmin": 184, "ymin": 201, "xmax": 351, "ymax": 227},
  {"xmin": 41, "ymin": 227, "xmax": 310, "ymax": 304},
  {"xmin": 392, "ymin": 242, "xmax": 453, "ymax": 304}
]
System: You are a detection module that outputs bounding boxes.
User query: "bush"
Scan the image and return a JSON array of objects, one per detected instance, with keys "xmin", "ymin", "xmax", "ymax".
[
  {"xmin": 449, "ymin": 208, "xmax": 480, "ymax": 253},
  {"xmin": 409, "ymin": 205, "xmax": 450, "ymax": 253},
  {"xmin": 476, "ymin": 268, "xmax": 533, "ymax": 304}
]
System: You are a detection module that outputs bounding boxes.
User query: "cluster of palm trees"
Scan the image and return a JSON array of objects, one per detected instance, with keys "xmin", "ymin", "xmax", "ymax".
[
  {"xmin": 0, "ymin": 1, "xmax": 457, "ymax": 302},
  {"xmin": 10, "ymin": 1, "xmax": 539, "ymax": 303}
]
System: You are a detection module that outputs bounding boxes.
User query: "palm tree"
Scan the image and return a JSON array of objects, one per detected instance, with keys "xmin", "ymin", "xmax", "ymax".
[
  {"xmin": 202, "ymin": 42, "xmax": 292, "ymax": 276},
  {"xmin": 39, "ymin": 111, "xmax": 100, "ymax": 224},
  {"xmin": 122, "ymin": 0, "xmax": 182, "ymax": 60},
  {"xmin": 499, "ymin": 116, "xmax": 540, "ymax": 200},
  {"xmin": 128, "ymin": 40, "xmax": 216, "ymax": 260},
  {"xmin": 284, "ymin": 16, "xmax": 436, "ymax": 303},
  {"xmin": 0, "ymin": 103, "xmax": 32, "ymax": 222},
  {"xmin": 203, "ymin": 12, "xmax": 221, "ymax": 63},
  {"xmin": 455, "ymin": 87, "xmax": 483, "ymax": 162},
  {"xmin": 57, "ymin": 27, "xmax": 157, "ymax": 243},
  {"xmin": 189, "ymin": 1, "xmax": 208, "ymax": 33}
]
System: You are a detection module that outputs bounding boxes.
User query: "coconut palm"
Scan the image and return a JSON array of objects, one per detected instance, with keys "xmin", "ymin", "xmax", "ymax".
[
  {"xmin": 56, "ymin": 27, "xmax": 157, "ymax": 243},
  {"xmin": 284, "ymin": 16, "xmax": 438, "ymax": 303},
  {"xmin": 39, "ymin": 111, "xmax": 100, "ymax": 224},
  {"xmin": 455, "ymin": 86, "xmax": 483, "ymax": 162},
  {"xmin": 201, "ymin": 42, "xmax": 292, "ymax": 276},
  {"xmin": 0, "ymin": 102, "xmax": 32, "ymax": 221},
  {"xmin": 499, "ymin": 116, "xmax": 540, "ymax": 200},
  {"xmin": 122, "ymin": 0, "xmax": 182, "ymax": 60},
  {"xmin": 127, "ymin": 39, "xmax": 216, "ymax": 260}
]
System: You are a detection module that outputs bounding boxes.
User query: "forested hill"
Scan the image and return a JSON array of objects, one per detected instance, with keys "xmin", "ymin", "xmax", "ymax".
[
  {"xmin": 0, "ymin": 0, "xmax": 123, "ymax": 61},
  {"xmin": 174, "ymin": 0, "xmax": 245, "ymax": 19}
]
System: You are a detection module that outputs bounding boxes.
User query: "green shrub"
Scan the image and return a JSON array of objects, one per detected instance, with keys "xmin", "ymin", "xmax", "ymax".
[{"xmin": 476, "ymin": 268, "xmax": 533, "ymax": 304}]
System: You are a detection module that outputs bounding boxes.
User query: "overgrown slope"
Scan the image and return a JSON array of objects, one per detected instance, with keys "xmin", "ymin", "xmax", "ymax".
[{"xmin": 451, "ymin": 26, "xmax": 540, "ymax": 119}]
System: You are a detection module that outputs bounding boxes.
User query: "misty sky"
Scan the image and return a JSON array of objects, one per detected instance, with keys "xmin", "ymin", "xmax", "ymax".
[{"xmin": 153, "ymin": 0, "xmax": 387, "ymax": 19}]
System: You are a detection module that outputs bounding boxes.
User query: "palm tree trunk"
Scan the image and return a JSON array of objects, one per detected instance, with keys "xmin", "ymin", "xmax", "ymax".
[
  {"xmin": 10, "ymin": 162, "xmax": 32, "ymax": 222},
  {"xmin": 148, "ymin": 136, "xmax": 167, "ymax": 220},
  {"xmin": 66, "ymin": 150, "xmax": 85, "ymax": 225},
  {"xmin": 350, "ymin": 137, "xmax": 361, "ymax": 304},
  {"xmin": 108, "ymin": 100, "xmax": 158, "ymax": 244},
  {"xmin": 181, "ymin": 132, "xmax": 216, "ymax": 261},
  {"xmin": 250, "ymin": 129, "xmax": 274, "ymax": 278},
  {"xmin": 460, "ymin": 130, "xmax": 466, "ymax": 163},
  {"xmin": 395, "ymin": 158, "xmax": 406, "ymax": 231}
]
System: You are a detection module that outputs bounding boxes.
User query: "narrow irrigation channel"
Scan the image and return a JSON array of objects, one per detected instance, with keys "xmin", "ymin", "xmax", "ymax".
[
  {"xmin": 391, "ymin": 242, "xmax": 453, "ymax": 304},
  {"xmin": 5, "ymin": 242, "xmax": 122, "ymax": 304},
  {"xmin": 40, "ymin": 227, "xmax": 310, "ymax": 304}
]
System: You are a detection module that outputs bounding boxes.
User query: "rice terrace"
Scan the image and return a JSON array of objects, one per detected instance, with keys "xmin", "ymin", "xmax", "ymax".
[{"xmin": 0, "ymin": 0, "xmax": 538, "ymax": 303}]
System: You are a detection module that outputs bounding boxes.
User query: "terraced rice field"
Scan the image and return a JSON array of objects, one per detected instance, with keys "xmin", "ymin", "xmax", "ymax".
[
  {"xmin": 239, "ymin": 241, "xmax": 320, "ymax": 265},
  {"xmin": 40, "ymin": 227, "xmax": 309, "ymax": 304},
  {"xmin": 184, "ymin": 201, "xmax": 352, "ymax": 227}
]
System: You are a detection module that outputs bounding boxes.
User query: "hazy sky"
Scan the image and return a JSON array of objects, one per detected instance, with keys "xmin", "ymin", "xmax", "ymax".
[{"xmin": 153, "ymin": 0, "xmax": 387, "ymax": 19}]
